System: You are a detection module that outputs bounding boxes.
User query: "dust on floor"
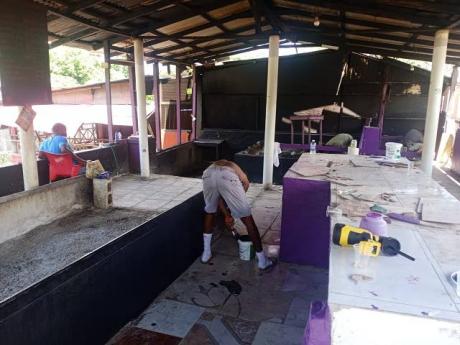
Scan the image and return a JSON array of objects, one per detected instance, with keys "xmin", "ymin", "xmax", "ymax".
[{"xmin": 0, "ymin": 207, "xmax": 154, "ymax": 302}]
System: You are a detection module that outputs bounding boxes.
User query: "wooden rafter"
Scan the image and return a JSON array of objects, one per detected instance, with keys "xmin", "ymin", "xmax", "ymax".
[{"xmin": 41, "ymin": 1, "xmax": 460, "ymax": 63}]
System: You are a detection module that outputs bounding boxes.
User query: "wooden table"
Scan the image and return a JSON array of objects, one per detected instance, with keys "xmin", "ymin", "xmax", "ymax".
[
  {"xmin": 289, "ymin": 114, "xmax": 324, "ymax": 145},
  {"xmin": 193, "ymin": 139, "xmax": 224, "ymax": 161}
]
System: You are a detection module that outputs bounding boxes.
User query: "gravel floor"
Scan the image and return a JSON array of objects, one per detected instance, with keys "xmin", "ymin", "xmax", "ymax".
[{"xmin": 0, "ymin": 207, "xmax": 155, "ymax": 302}]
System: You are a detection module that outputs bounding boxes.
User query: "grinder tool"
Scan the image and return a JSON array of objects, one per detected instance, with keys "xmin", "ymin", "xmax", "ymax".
[{"xmin": 333, "ymin": 223, "xmax": 415, "ymax": 261}]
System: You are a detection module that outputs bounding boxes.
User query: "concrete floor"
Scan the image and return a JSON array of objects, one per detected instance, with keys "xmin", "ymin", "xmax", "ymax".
[
  {"xmin": 0, "ymin": 174, "xmax": 204, "ymax": 303},
  {"xmin": 108, "ymin": 185, "xmax": 329, "ymax": 345}
]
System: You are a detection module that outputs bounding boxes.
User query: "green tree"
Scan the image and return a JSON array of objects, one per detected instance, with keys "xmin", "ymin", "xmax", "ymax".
[{"xmin": 49, "ymin": 46, "xmax": 129, "ymax": 88}]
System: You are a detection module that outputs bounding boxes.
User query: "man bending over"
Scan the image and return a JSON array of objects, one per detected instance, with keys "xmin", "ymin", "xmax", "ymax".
[{"xmin": 201, "ymin": 159, "xmax": 274, "ymax": 270}]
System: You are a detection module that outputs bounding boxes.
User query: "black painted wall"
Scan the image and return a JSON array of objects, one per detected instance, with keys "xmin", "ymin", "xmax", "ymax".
[
  {"xmin": 199, "ymin": 50, "xmax": 434, "ymax": 145},
  {"xmin": 0, "ymin": 193, "xmax": 204, "ymax": 345},
  {"xmin": 0, "ymin": 144, "xmax": 129, "ymax": 197}
]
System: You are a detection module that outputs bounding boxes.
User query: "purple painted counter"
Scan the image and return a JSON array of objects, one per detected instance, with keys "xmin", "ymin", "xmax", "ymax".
[
  {"xmin": 280, "ymin": 143, "xmax": 346, "ymax": 153},
  {"xmin": 279, "ymin": 177, "xmax": 331, "ymax": 268}
]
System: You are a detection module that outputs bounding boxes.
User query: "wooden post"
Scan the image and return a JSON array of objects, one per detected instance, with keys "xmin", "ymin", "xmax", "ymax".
[
  {"xmin": 377, "ymin": 65, "xmax": 390, "ymax": 130},
  {"xmin": 421, "ymin": 29, "xmax": 450, "ymax": 176},
  {"xmin": 128, "ymin": 65, "xmax": 138, "ymax": 135},
  {"xmin": 103, "ymin": 40, "xmax": 114, "ymax": 143},
  {"xmin": 153, "ymin": 60, "xmax": 162, "ymax": 151},
  {"xmin": 176, "ymin": 65, "xmax": 182, "ymax": 145}
]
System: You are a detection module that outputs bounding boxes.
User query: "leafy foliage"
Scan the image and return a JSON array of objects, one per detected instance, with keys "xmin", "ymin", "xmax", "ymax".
[{"xmin": 49, "ymin": 46, "xmax": 129, "ymax": 88}]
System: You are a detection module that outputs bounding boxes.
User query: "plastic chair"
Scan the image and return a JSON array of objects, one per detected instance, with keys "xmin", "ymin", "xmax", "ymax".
[{"xmin": 43, "ymin": 152, "xmax": 81, "ymax": 182}]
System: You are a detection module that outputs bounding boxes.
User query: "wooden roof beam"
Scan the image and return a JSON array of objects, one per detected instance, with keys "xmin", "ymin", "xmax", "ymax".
[
  {"xmin": 292, "ymin": 0, "xmax": 452, "ymax": 27},
  {"xmin": 93, "ymin": 0, "xmax": 239, "ymax": 50},
  {"xmin": 249, "ymin": 0, "xmax": 263, "ymax": 34},
  {"xmin": 110, "ymin": 45, "xmax": 191, "ymax": 65},
  {"xmin": 140, "ymin": 11, "xmax": 254, "ymax": 49},
  {"xmin": 48, "ymin": 0, "xmax": 173, "ymax": 48},
  {"xmin": 275, "ymin": 8, "xmax": 436, "ymax": 34},
  {"xmin": 283, "ymin": 20, "xmax": 460, "ymax": 52},
  {"xmin": 65, "ymin": 0, "xmax": 107, "ymax": 14},
  {"xmin": 254, "ymin": 0, "xmax": 286, "ymax": 33},
  {"xmin": 44, "ymin": 5, "xmax": 131, "ymax": 39},
  {"xmin": 146, "ymin": 22, "xmax": 272, "ymax": 57},
  {"xmin": 349, "ymin": 45, "xmax": 460, "ymax": 65},
  {"xmin": 176, "ymin": 2, "xmax": 230, "ymax": 34}
]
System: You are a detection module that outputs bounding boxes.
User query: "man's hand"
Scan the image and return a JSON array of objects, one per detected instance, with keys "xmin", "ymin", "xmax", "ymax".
[{"xmin": 224, "ymin": 215, "xmax": 235, "ymax": 229}]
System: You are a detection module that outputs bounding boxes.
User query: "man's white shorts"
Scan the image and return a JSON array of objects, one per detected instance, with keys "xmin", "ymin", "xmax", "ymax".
[{"xmin": 202, "ymin": 165, "xmax": 251, "ymax": 219}]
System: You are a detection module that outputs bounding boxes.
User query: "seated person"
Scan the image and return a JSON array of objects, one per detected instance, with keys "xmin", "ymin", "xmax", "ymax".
[
  {"xmin": 39, "ymin": 123, "xmax": 86, "ymax": 165},
  {"xmin": 326, "ymin": 133, "xmax": 353, "ymax": 148}
]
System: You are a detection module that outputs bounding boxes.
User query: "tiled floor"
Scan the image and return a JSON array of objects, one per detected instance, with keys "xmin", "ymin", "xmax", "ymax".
[
  {"xmin": 112, "ymin": 174, "xmax": 203, "ymax": 212},
  {"xmin": 108, "ymin": 184, "xmax": 329, "ymax": 345}
]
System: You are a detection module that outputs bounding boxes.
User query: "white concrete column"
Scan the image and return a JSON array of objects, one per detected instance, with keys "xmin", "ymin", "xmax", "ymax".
[
  {"xmin": 19, "ymin": 121, "xmax": 39, "ymax": 190},
  {"xmin": 421, "ymin": 29, "xmax": 449, "ymax": 176},
  {"xmin": 262, "ymin": 35, "xmax": 280, "ymax": 189},
  {"xmin": 134, "ymin": 38, "xmax": 150, "ymax": 177}
]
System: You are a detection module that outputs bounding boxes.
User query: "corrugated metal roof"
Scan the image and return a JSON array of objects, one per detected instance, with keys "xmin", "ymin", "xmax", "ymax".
[{"xmin": 34, "ymin": 0, "xmax": 460, "ymax": 64}]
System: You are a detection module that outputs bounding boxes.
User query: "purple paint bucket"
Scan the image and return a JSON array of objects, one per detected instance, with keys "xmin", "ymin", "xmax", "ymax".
[{"xmin": 359, "ymin": 212, "xmax": 388, "ymax": 236}]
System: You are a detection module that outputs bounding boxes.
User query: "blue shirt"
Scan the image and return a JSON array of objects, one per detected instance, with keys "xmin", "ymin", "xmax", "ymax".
[{"xmin": 39, "ymin": 135, "xmax": 70, "ymax": 154}]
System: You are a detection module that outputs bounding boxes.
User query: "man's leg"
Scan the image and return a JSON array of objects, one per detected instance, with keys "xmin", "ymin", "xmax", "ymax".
[
  {"xmin": 202, "ymin": 212, "xmax": 215, "ymax": 263},
  {"xmin": 240, "ymin": 215, "xmax": 273, "ymax": 270},
  {"xmin": 240, "ymin": 215, "xmax": 263, "ymax": 252},
  {"xmin": 217, "ymin": 169, "xmax": 274, "ymax": 270},
  {"xmin": 202, "ymin": 167, "xmax": 219, "ymax": 264}
]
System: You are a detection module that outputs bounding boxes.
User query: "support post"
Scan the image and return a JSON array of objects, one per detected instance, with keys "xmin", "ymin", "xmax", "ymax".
[
  {"xmin": 176, "ymin": 65, "xmax": 182, "ymax": 145},
  {"xmin": 377, "ymin": 65, "xmax": 390, "ymax": 130},
  {"xmin": 103, "ymin": 40, "xmax": 114, "ymax": 143},
  {"xmin": 134, "ymin": 38, "xmax": 150, "ymax": 177},
  {"xmin": 19, "ymin": 120, "xmax": 39, "ymax": 190},
  {"xmin": 191, "ymin": 64, "xmax": 197, "ymax": 141},
  {"xmin": 128, "ymin": 65, "xmax": 138, "ymax": 135},
  {"xmin": 262, "ymin": 35, "xmax": 280, "ymax": 189},
  {"xmin": 421, "ymin": 29, "xmax": 449, "ymax": 176},
  {"xmin": 153, "ymin": 60, "xmax": 162, "ymax": 151}
]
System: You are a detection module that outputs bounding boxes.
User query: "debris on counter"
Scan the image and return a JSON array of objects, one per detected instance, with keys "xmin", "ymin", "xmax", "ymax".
[
  {"xmin": 381, "ymin": 192, "xmax": 397, "ymax": 202},
  {"xmin": 349, "ymin": 274, "xmax": 373, "ymax": 284}
]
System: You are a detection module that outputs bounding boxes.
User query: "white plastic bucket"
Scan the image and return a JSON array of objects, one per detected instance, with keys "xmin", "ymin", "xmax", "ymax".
[
  {"xmin": 385, "ymin": 142, "xmax": 403, "ymax": 160},
  {"xmin": 238, "ymin": 235, "xmax": 255, "ymax": 261}
]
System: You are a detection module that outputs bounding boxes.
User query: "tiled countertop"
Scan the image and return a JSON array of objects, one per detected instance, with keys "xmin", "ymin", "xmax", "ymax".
[{"xmin": 286, "ymin": 153, "xmax": 460, "ymax": 344}]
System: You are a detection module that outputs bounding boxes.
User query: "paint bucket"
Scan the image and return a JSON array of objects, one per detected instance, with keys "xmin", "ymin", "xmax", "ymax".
[
  {"xmin": 347, "ymin": 147, "xmax": 359, "ymax": 155},
  {"xmin": 385, "ymin": 142, "xmax": 403, "ymax": 160},
  {"xmin": 238, "ymin": 235, "xmax": 255, "ymax": 261},
  {"xmin": 359, "ymin": 212, "xmax": 388, "ymax": 236}
]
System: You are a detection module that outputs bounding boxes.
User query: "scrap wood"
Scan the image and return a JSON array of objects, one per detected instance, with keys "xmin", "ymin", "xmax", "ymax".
[
  {"xmin": 381, "ymin": 193, "xmax": 397, "ymax": 202},
  {"xmin": 416, "ymin": 198, "xmax": 423, "ymax": 214},
  {"xmin": 288, "ymin": 166, "xmax": 330, "ymax": 178},
  {"xmin": 339, "ymin": 200, "xmax": 371, "ymax": 217},
  {"xmin": 349, "ymin": 274, "xmax": 373, "ymax": 284},
  {"xmin": 421, "ymin": 199, "xmax": 460, "ymax": 224},
  {"xmin": 350, "ymin": 192, "xmax": 378, "ymax": 202},
  {"xmin": 329, "ymin": 179, "xmax": 363, "ymax": 187},
  {"xmin": 349, "ymin": 158, "xmax": 379, "ymax": 168}
]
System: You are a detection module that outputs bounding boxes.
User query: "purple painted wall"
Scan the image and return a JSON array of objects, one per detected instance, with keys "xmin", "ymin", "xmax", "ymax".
[{"xmin": 280, "ymin": 177, "xmax": 331, "ymax": 268}]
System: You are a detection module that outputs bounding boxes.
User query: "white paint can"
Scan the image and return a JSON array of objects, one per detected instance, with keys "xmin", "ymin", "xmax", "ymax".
[
  {"xmin": 385, "ymin": 142, "xmax": 403, "ymax": 160},
  {"xmin": 238, "ymin": 235, "xmax": 255, "ymax": 261}
]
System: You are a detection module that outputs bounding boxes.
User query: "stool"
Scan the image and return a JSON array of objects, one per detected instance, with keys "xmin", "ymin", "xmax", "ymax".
[{"xmin": 289, "ymin": 114, "xmax": 324, "ymax": 145}]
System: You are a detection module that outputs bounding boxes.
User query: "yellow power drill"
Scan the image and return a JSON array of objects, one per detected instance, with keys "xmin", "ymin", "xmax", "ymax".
[{"xmin": 333, "ymin": 223, "xmax": 415, "ymax": 261}]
